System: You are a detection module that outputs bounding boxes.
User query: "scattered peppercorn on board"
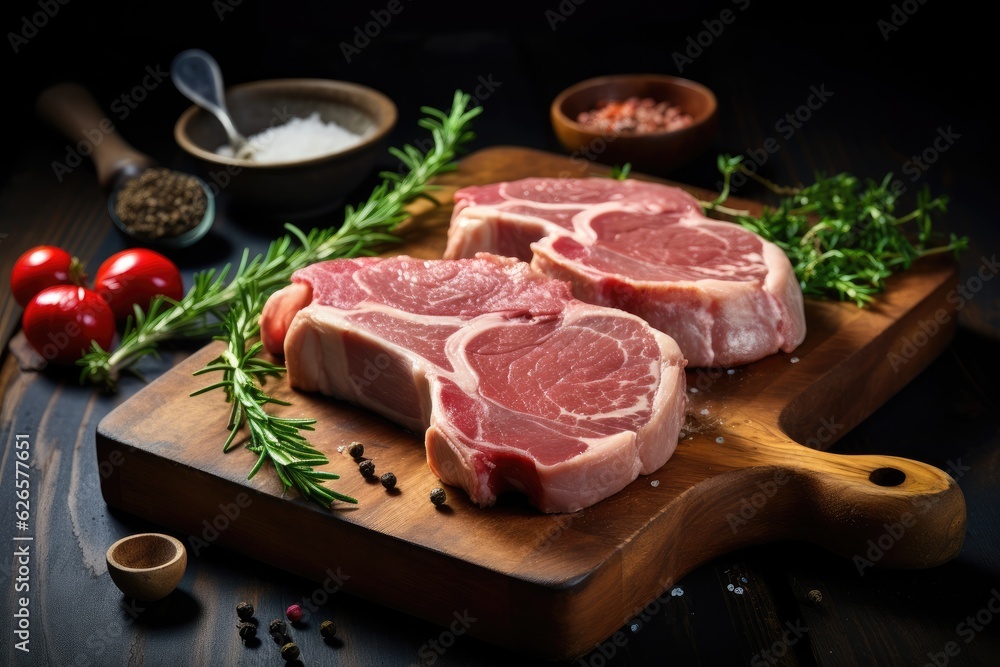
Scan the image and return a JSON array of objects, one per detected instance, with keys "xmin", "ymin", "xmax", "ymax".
[{"xmin": 95, "ymin": 147, "xmax": 967, "ymax": 662}]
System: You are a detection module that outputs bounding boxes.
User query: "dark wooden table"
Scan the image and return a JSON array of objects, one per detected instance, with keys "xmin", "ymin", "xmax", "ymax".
[{"xmin": 2, "ymin": 2, "xmax": 997, "ymax": 665}]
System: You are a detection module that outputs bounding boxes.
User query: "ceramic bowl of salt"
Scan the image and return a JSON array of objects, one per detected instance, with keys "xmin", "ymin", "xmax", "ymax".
[{"xmin": 174, "ymin": 78, "xmax": 397, "ymax": 220}]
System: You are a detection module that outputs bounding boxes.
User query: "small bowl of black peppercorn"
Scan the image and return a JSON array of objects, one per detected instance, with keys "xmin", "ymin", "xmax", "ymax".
[{"xmin": 108, "ymin": 167, "xmax": 215, "ymax": 250}]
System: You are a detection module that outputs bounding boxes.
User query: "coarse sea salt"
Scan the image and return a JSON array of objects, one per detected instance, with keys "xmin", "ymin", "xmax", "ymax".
[{"xmin": 215, "ymin": 112, "xmax": 366, "ymax": 163}]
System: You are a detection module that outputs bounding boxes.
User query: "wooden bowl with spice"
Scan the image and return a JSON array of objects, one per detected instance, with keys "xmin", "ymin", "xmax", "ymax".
[
  {"xmin": 174, "ymin": 78, "xmax": 397, "ymax": 220},
  {"xmin": 551, "ymin": 73, "xmax": 719, "ymax": 174},
  {"xmin": 108, "ymin": 168, "xmax": 215, "ymax": 249}
]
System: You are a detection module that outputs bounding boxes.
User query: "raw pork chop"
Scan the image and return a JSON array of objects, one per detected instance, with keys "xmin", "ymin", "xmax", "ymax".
[
  {"xmin": 444, "ymin": 177, "xmax": 807, "ymax": 367},
  {"xmin": 260, "ymin": 253, "xmax": 687, "ymax": 513}
]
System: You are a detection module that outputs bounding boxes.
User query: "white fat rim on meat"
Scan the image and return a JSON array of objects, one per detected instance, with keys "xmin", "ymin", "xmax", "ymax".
[{"xmin": 445, "ymin": 208, "xmax": 495, "ymax": 258}]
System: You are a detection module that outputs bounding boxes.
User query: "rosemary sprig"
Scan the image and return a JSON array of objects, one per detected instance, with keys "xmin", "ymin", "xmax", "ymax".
[
  {"xmin": 191, "ymin": 286, "xmax": 356, "ymax": 507},
  {"xmin": 610, "ymin": 163, "xmax": 632, "ymax": 180},
  {"xmin": 78, "ymin": 91, "xmax": 482, "ymax": 390},
  {"xmin": 708, "ymin": 155, "xmax": 968, "ymax": 306}
]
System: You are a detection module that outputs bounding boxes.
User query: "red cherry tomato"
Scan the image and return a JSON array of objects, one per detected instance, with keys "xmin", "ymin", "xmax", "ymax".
[
  {"xmin": 22, "ymin": 285, "xmax": 116, "ymax": 365},
  {"xmin": 11, "ymin": 245, "xmax": 84, "ymax": 307},
  {"xmin": 93, "ymin": 249, "xmax": 184, "ymax": 321}
]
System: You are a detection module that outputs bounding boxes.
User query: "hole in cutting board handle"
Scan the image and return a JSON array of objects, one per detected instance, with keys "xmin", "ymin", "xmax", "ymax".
[{"xmin": 869, "ymin": 467, "xmax": 907, "ymax": 487}]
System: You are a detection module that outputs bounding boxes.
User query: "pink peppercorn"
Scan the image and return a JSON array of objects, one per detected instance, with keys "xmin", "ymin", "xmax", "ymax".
[{"xmin": 286, "ymin": 604, "xmax": 303, "ymax": 623}]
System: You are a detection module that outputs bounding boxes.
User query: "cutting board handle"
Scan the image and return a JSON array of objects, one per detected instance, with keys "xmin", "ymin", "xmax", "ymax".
[
  {"xmin": 36, "ymin": 82, "xmax": 156, "ymax": 190},
  {"xmin": 713, "ymin": 441, "xmax": 967, "ymax": 570},
  {"xmin": 792, "ymin": 449, "xmax": 965, "ymax": 569}
]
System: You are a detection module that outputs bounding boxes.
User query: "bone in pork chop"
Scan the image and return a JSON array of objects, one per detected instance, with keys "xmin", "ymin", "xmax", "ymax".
[
  {"xmin": 260, "ymin": 253, "xmax": 687, "ymax": 513},
  {"xmin": 444, "ymin": 177, "xmax": 807, "ymax": 367}
]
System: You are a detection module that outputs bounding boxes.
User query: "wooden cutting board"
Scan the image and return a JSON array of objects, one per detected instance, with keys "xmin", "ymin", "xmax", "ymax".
[{"xmin": 96, "ymin": 146, "xmax": 967, "ymax": 661}]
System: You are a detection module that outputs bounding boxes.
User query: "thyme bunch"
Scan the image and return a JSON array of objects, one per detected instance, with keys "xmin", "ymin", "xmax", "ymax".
[{"xmin": 707, "ymin": 155, "xmax": 968, "ymax": 306}]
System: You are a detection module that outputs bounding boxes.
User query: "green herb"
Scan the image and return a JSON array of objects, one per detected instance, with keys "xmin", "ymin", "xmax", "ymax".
[
  {"xmin": 610, "ymin": 163, "xmax": 632, "ymax": 180},
  {"xmin": 706, "ymin": 154, "xmax": 968, "ymax": 306},
  {"xmin": 190, "ymin": 285, "xmax": 355, "ymax": 506},
  {"xmin": 78, "ymin": 91, "xmax": 482, "ymax": 390}
]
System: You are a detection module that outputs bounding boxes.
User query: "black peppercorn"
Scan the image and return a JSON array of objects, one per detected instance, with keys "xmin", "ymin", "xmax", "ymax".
[
  {"xmin": 347, "ymin": 441, "xmax": 364, "ymax": 459},
  {"xmin": 268, "ymin": 618, "xmax": 287, "ymax": 643},
  {"xmin": 430, "ymin": 487, "xmax": 447, "ymax": 506},
  {"xmin": 280, "ymin": 642, "xmax": 300, "ymax": 661},
  {"xmin": 320, "ymin": 619, "xmax": 337, "ymax": 639},
  {"xmin": 359, "ymin": 459, "xmax": 375, "ymax": 477},
  {"xmin": 380, "ymin": 472, "xmax": 397, "ymax": 490},
  {"xmin": 237, "ymin": 621, "xmax": 257, "ymax": 641},
  {"xmin": 236, "ymin": 601, "xmax": 254, "ymax": 621},
  {"xmin": 113, "ymin": 167, "xmax": 208, "ymax": 240}
]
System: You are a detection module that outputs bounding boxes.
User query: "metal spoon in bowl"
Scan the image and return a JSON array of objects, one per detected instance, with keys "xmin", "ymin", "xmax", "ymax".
[{"xmin": 170, "ymin": 49, "xmax": 255, "ymax": 160}]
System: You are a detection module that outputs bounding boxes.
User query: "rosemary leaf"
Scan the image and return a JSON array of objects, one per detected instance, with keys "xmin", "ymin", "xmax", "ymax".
[{"xmin": 192, "ymin": 286, "xmax": 356, "ymax": 507}]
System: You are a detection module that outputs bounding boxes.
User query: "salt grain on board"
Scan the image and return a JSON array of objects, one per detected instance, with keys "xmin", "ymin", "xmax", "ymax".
[{"xmin": 216, "ymin": 112, "xmax": 366, "ymax": 162}]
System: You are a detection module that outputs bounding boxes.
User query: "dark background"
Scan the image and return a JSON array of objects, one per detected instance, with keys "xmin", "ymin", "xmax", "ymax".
[
  {"xmin": 2, "ymin": 1, "xmax": 998, "ymax": 666},
  {"xmin": 5, "ymin": 0, "xmax": 993, "ymax": 338},
  {"xmin": 3, "ymin": 0, "xmax": 992, "ymax": 191}
]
